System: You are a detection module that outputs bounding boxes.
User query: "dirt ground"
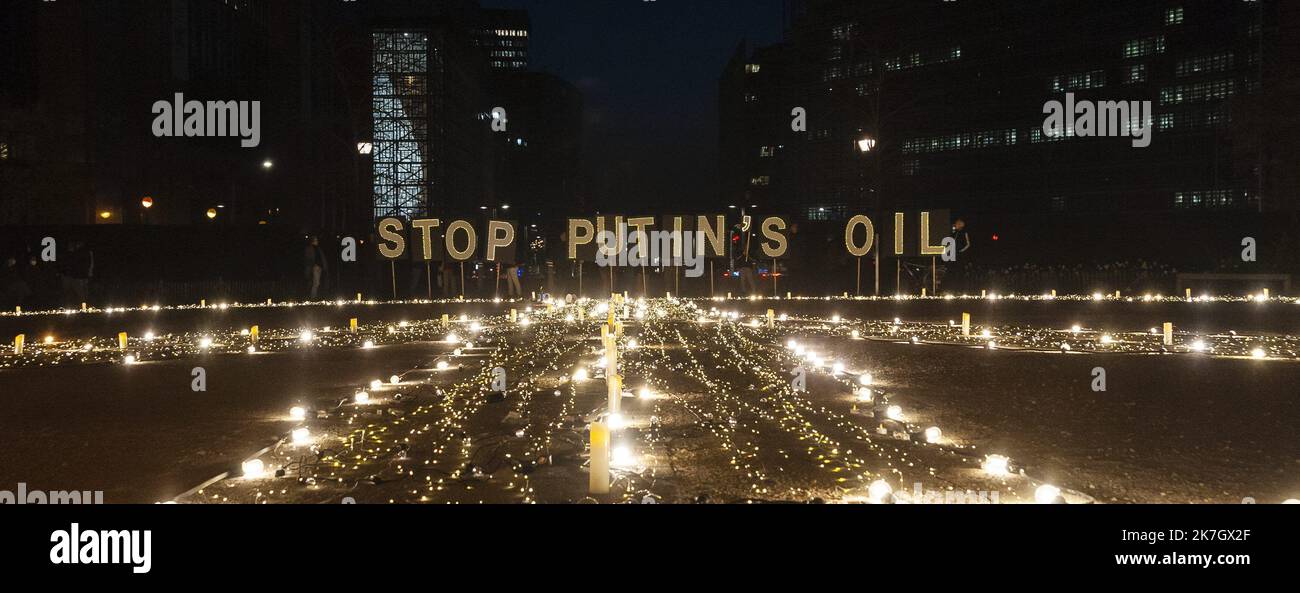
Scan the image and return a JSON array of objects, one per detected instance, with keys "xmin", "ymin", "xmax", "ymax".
[{"xmin": 1, "ymin": 299, "xmax": 1295, "ymax": 504}]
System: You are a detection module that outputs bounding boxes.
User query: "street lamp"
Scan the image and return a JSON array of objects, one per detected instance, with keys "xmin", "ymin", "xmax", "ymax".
[
  {"xmin": 206, "ymin": 208, "xmax": 218, "ymax": 220},
  {"xmin": 141, "ymin": 196, "xmax": 154, "ymax": 209},
  {"xmin": 261, "ymin": 160, "xmax": 274, "ymax": 169}
]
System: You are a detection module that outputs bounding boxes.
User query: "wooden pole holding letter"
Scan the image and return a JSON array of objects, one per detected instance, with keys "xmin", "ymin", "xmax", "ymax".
[{"xmin": 874, "ymin": 233, "xmax": 880, "ymax": 296}]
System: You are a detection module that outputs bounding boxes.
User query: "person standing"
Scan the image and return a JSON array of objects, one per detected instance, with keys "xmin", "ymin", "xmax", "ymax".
[
  {"xmin": 946, "ymin": 219, "xmax": 972, "ymax": 292},
  {"xmin": 505, "ymin": 260, "xmax": 523, "ymax": 297},
  {"xmin": 304, "ymin": 236, "xmax": 327, "ymax": 299},
  {"xmin": 950, "ymin": 219, "xmax": 972, "ymax": 257}
]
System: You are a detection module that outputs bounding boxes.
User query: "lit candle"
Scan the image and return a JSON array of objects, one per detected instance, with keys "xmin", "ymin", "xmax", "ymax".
[{"xmin": 589, "ymin": 422, "xmax": 609, "ymax": 494}]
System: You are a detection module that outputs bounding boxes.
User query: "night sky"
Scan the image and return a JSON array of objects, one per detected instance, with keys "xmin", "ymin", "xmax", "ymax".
[{"xmin": 484, "ymin": 0, "xmax": 785, "ymax": 211}]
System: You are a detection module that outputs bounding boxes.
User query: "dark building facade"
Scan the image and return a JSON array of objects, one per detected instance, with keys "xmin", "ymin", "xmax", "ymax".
[
  {"xmin": 0, "ymin": 0, "xmax": 271, "ymax": 226},
  {"xmin": 0, "ymin": 0, "xmax": 582, "ymax": 233},
  {"xmin": 487, "ymin": 71, "xmax": 583, "ymax": 219},
  {"xmin": 474, "ymin": 8, "xmax": 530, "ymax": 71},
  {"xmin": 721, "ymin": 0, "xmax": 1300, "ymax": 264}
]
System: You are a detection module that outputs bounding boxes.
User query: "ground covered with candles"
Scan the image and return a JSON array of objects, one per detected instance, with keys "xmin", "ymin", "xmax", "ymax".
[{"xmin": 1, "ymin": 296, "xmax": 1297, "ymax": 504}]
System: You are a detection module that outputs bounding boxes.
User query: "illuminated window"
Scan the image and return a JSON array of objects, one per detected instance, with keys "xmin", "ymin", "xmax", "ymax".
[
  {"xmin": 1173, "ymin": 189, "xmax": 1256, "ymax": 209},
  {"xmin": 1126, "ymin": 64, "xmax": 1147, "ymax": 84},
  {"xmin": 805, "ymin": 204, "xmax": 847, "ymax": 221},
  {"xmin": 1157, "ymin": 107, "xmax": 1229, "ymax": 130},
  {"xmin": 0, "ymin": 142, "xmax": 8, "ymax": 161},
  {"xmin": 1165, "ymin": 7, "xmax": 1184, "ymax": 25},
  {"xmin": 745, "ymin": 64, "xmax": 761, "ymax": 74},
  {"xmin": 759, "ymin": 146, "xmax": 775, "ymax": 157},
  {"xmin": 1050, "ymin": 69, "xmax": 1106, "ymax": 92},
  {"xmin": 884, "ymin": 47, "xmax": 962, "ymax": 71},
  {"xmin": 750, "ymin": 176, "xmax": 770, "ymax": 186},
  {"xmin": 1123, "ymin": 36, "xmax": 1166, "ymax": 58},
  {"xmin": 1160, "ymin": 80, "xmax": 1235, "ymax": 105},
  {"xmin": 902, "ymin": 128, "xmax": 1018, "ymax": 154},
  {"xmin": 1176, "ymin": 52, "xmax": 1234, "ymax": 77}
]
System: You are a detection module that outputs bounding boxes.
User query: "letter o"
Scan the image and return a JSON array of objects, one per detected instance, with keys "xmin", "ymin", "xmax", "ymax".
[
  {"xmin": 445, "ymin": 220, "xmax": 477, "ymax": 261},
  {"xmin": 845, "ymin": 215, "xmax": 875, "ymax": 257}
]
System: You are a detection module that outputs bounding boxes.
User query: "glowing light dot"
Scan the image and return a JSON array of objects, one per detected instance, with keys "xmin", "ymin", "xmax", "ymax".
[
  {"xmin": 291, "ymin": 428, "xmax": 311, "ymax": 445},
  {"xmin": 886, "ymin": 405, "xmax": 904, "ymax": 421},
  {"xmin": 572, "ymin": 368, "xmax": 588, "ymax": 381},
  {"xmin": 369, "ymin": 379, "xmax": 382, "ymax": 390},
  {"xmin": 983, "ymin": 454, "xmax": 1011, "ymax": 477},
  {"xmin": 1251, "ymin": 348, "xmax": 1267, "ymax": 359},
  {"xmin": 299, "ymin": 330, "xmax": 314, "ymax": 343},
  {"xmin": 43, "ymin": 335, "xmax": 54, "ymax": 344},
  {"xmin": 627, "ymin": 339, "xmax": 638, "ymax": 350},
  {"xmin": 924, "ymin": 426, "xmax": 942, "ymax": 443},
  {"xmin": 354, "ymin": 391, "xmax": 370, "ymax": 405},
  {"xmin": 390, "ymin": 375, "xmax": 400, "ymax": 384},
  {"xmin": 436, "ymin": 360, "xmax": 450, "ymax": 371},
  {"xmin": 289, "ymin": 406, "xmax": 306, "ymax": 421},
  {"xmin": 1035, "ymin": 484, "xmax": 1063, "ymax": 504},
  {"xmin": 639, "ymin": 388, "xmax": 652, "ymax": 400},
  {"xmin": 859, "ymin": 373, "xmax": 873, "ymax": 386},
  {"xmin": 241, "ymin": 459, "xmax": 266, "ymax": 479},
  {"xmin": 867, "ymin": 480, "xmax": 892, "ymax": 503},
  {"xmin": 199, "ymin": 337, "xmax": 213, "ymax": 349},
  {"xmin": 124, "ymin": 355, "xmax": 137, "ymax": 365},
  {"xmin": 611, "ymin": 446, "xmax": 635, "ymax": 468},
  {"xmin": 362, "ymin": 340, "xmax": 375, "ymax": 349}
]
